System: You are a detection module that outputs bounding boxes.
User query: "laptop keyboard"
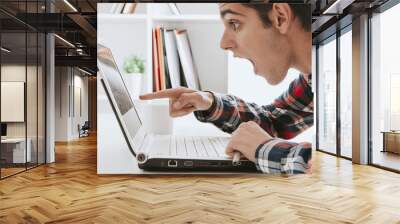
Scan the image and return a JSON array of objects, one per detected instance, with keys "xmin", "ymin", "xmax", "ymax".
[{"xmin": 150, "ymin": 136, "xmax": 229, "ymax": 158}]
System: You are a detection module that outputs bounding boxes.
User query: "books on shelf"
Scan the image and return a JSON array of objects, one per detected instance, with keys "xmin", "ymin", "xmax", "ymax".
[
  {"xmin": 152, "ymin": 26, "xmax": 200, "ymax": 92},
  {"xmin": 174, "ymin": 29, "xmax": 200, "ymax": 90},
  {"xmin": 156, "ymin": 27, "xmax": 166, "ymax": 90},
  {"xmin": 163, "ymin": 29, "xmax": 181, "ymax": 88},
  {"xmin": 160, "ymin": 28, "xmax": 172, "ymax": 89},
  {"xmin": 110, "ymin": 3, "xmax": 137, "ymax": 14},
  {"xmin": 152, "ymin": 29, "xmax": 160, "ymax": 92}
]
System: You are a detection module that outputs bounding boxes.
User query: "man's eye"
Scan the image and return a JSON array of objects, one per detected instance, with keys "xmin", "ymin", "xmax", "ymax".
[{"xmin": 229, "ymin": 20, "xmax": 240, "ymax": 31}]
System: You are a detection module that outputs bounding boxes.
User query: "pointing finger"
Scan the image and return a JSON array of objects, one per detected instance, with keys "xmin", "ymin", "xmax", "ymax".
[
  {"xmin": 139, "ymin": 89, "xmax": 179, "ymax": 100},
  {"xmin": 139, "ymin": 88, "xmax": 194, "ymax": 100}
]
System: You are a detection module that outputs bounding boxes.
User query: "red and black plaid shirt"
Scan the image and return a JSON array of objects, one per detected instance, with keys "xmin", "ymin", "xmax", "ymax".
[{"xmin": 194, "ymin": 74, "xmax": 313, "ymax": 174}]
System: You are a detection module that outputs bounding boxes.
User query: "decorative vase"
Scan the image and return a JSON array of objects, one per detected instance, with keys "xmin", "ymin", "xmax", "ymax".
[{"xmin": 125, "ymin": 73, "xmax": 142, "ymax": 99}]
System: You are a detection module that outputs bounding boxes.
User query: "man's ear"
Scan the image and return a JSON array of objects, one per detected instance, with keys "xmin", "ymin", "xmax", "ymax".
[{"xmin": 269, "ymin": 3, "xmax": 292, "ymax": 34}]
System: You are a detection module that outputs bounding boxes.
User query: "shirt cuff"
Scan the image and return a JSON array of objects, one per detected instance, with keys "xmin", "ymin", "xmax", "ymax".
[
  {"xmin": 254, "ymin": 139, "xmax": 311, "ymax": 175},
  {"xmin": 194, "ymin": 91, "xmax": 224, "ymax": 122}
]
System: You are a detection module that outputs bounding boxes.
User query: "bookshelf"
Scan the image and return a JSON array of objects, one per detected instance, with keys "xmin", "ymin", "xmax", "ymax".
[{"xmin": 98, "ymin": 3, "xmax": 228, "ymax": 98}]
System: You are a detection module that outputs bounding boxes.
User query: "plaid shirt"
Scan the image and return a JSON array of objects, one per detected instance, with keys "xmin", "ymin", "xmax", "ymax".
[{"xmin": 194, "ymin": 74, "xmax": 313, "ymax": 174}]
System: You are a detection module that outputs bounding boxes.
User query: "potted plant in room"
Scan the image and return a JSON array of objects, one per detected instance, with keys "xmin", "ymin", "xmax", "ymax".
[{"xmin": 123, "ymin": 55, "xmax": 145, "ymax": 98}]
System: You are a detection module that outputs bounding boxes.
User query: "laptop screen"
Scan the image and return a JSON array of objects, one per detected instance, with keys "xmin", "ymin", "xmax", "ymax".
[{"xmin": 97, "ymin": 45, "xmax": 142, "ymax": 140}]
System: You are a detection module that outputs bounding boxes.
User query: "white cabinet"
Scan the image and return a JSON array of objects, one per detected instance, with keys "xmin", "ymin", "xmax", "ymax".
[{"xmin": 1, "ymin": 138, "xmax": 32, "ymax": 163}]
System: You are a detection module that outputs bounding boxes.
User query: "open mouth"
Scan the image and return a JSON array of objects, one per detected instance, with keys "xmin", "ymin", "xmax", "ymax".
[{"xmin": 235, "ymin": 55, "xmax": 256, "ymax": 71}]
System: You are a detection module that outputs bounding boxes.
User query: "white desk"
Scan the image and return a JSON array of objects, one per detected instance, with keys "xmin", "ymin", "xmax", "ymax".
[{"xmin": 1, "ymin": 138, "xmax": 31, "ymax": 163}]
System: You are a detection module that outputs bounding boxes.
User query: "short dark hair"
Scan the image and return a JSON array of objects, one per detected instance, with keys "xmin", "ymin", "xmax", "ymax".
[{"xmin": 241, "ymin": 3, "xmax": 311, "ymax": 32}]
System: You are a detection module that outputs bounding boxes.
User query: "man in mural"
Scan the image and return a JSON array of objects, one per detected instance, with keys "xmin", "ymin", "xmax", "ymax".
[{"xmin": 140, "ymin": 3, "xmax": 313, "ymax": 174}]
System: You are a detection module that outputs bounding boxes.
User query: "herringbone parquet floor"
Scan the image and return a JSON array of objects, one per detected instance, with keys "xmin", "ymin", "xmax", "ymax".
[{"xmin": 1, "ymin": 134, "xmax": 400, "ymax": 224}]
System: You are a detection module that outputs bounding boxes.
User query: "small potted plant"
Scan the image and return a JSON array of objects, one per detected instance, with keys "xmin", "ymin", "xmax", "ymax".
[{"xmin": 123, "ymin": 55, "xmax": 145, "ymax": 98}]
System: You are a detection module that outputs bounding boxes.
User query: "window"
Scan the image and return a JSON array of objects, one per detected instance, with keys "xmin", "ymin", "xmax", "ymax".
[
  {"xmin": 316, "ymin": 25, "xmax": 353, "ymax": 159},
  {"xmin": 370, "ymin": 2, "xmax": 400, "ymax": 171},
  {"xmin": 339, "ymin": 28, "xmax": 352, "ymax": 158},
  {"xmin": 317, "ymin": 36, "xmax": 337, "ymax": 155},
  {"xmin": 0, "ymin": 1, "xmax": 47, "ymax": 179}
]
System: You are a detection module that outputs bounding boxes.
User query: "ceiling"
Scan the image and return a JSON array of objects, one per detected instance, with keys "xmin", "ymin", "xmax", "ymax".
[{"xmin": 0, "ymin": 0, "xmax": 98, "ymax": 73}]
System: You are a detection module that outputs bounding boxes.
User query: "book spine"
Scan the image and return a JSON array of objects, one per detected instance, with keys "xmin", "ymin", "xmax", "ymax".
[
  {"xmin": 164, "ymin": 29, "xmax": 182, "ymax": 88},
  {"xmin": 161, "ymin": 28, "xmax": 172, "ymax": 89},
  {"xmin": 156, "ymin": 27, "xmax": 166, "ymax": 90},
  {"xmin": 152, "ymin": 28, "xmax": 160, "ymax": 92},
  {"xmin": 174, "ymin": 29, "xmax": 200, "ymax": 90}
]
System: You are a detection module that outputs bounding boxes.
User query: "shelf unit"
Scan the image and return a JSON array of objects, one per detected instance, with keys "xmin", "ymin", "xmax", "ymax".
[{"xmin": 98, "ymin": 3, "xmax": 228, "ymax": 98}]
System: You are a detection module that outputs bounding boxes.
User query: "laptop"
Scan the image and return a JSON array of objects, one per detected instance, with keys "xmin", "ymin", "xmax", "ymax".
[{"xmin": 97, "ymin": 44, "xmax": 257, "ymax": 172}]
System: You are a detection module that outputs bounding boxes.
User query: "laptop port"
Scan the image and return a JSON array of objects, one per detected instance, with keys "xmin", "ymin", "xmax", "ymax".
[
  {"xmin": 221, "ymin": 161, "xmax": 230, "ymax": 166},
  {"xmin": 184, "ymin": 161, "xmax": 194, "ymax": 167},
  {"xmin": 167, "ymin": 160, "xmax": 178, "ymax": 167},
  {"xmin": 199, "ymin": 161, "xmax": 208, "ymax": 167},
  {"xmin": 209, "ymin": 162, "xmax": 218, "ymax": 166}
]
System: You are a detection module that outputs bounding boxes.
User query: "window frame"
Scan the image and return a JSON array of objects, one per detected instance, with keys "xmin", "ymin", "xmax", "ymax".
[
  {"xmin": 315, "ymin": 22, "xmax": 353, "ymax": 161},
  {"xmin": 367, "ymin": 0, "xmax": 400, "ymax": 173},
  {"xmin": 0, "ymin": 0, "xmax": 48, "ymax": 180}
]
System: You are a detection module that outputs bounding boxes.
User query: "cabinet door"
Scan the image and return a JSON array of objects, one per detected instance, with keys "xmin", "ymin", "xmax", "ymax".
[{"xmin": 386, "ymin": 133, "xmax": 400, "ymax": 154}]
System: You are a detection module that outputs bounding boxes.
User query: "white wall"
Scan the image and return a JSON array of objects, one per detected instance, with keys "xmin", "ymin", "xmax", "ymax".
[
  {"xmin": 71, "ymin": 73, "xmax": 89, "ymax": 138},
  {"xmin": 1, "ymin": 82, "xmax": 25, "ymax": 122},
  {"xmin": 54, "ymin": 67, "xmax": 89, "ymax": 141},
  {"xmin": 55, "ymin": 67, "xmax": 69, "ymax": 141},
  {"xmin": 1, "ymin": 65, "xmax": 26, "ymax": 136},
  {"xmin": 1, "ymin": 65, "xmax": 35, "ymax": 138}
]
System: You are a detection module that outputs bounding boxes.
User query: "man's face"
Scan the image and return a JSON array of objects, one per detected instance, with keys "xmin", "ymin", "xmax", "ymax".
[{"xmin": 219, "ymin": 3, "xmax": 291, "ymax": 85}]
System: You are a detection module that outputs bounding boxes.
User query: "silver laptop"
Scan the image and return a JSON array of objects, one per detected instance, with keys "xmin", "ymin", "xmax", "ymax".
[{"xmin": 97, "ymin": 44, "xmax": 256, "ymax": 172}]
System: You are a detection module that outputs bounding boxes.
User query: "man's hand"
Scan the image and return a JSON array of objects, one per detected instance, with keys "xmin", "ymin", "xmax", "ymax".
[
  {"xmin": 139, "ymin": 87, "xmax": 214, "ymax": 117},
  {"xmin": 226, "ymin": 121, "xmax": 272, "ymax": 162}
]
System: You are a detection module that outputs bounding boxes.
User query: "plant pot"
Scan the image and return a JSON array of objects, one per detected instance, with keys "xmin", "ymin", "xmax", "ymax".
[{"xmin": 125, "ymin": 73, "xmax": 142, "ymax": 99}]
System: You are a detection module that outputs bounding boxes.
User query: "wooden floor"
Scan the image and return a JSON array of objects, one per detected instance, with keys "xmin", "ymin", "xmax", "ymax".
[
  {"xmin": 1, "ymin": 167, "xmax": 26, "ymax": 178},
  {"xmin": 1, "ymin": 135, "xmax": 400, "ymax": 224},
  {"xmin": 372, "ymin": 151, "xmax": 400, "ymax": 171},
  {"xmin": 1, "ymin": 163, "xmax": 45, "ymax": 178}
]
